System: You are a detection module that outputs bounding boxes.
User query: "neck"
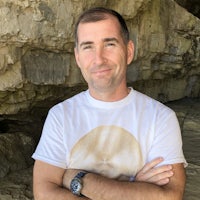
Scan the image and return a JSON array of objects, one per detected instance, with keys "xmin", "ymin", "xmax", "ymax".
[{"xmin": 89, "ymin": 86, "xmax": 130, "ymax": 102}]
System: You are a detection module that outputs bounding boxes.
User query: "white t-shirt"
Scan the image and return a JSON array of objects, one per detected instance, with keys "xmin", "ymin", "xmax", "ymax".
[{"xmin": 32, "ymin": 88, "xmax": 187, "ymax": 180}]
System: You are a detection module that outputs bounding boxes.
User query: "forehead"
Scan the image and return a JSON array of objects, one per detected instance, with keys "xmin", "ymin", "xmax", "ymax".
[{"xmin": 77, "ymin": 16, "xmax": 122, "ymax": 42}]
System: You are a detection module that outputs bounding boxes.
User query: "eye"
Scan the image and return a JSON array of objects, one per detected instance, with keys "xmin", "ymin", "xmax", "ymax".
[
  {"xmin": 82, "ymin": 45, "xmax": 92, "ymax": 50},
  {"xmin": 105, "ymin": 42, "xmax": 117, "ymax": 48},
  {"xmin": 106, "ymin": 42, "xmax": 115, "ymax": 47}
]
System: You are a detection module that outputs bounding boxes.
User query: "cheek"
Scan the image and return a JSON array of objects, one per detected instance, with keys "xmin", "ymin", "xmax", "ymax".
[
  {"xmin": 78, "ymin": 53, "xmax": 93, "ymax": 69},
  {"xmin": 114, "ymin": 52, "xmax": 128, "ymax": 69}
]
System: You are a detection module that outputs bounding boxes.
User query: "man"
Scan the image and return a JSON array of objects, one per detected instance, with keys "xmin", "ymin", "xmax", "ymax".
[{"xmin": 32, "ymin": 7, "xmax": 187, "ymax": 200}]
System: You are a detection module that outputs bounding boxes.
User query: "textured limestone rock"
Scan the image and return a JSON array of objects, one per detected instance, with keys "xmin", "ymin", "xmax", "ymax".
[
  {"xmin": 0, "ymin": 0, "xmax": 199, "ymax": 195},
  {"xmin": 0, "ymin": 167, "xmax": 33, "ymax": 200},
  {"xmin": 0, "ymin": 132, "xmax": 35, "ymax": 178},
  {"xmin": 0, "ymin": 1, "xmax": 199, "ymax": 198},
  {"xmin": 175, "ymin": 0, "xmax": 200, "ymax": 18},
  {"xmin": 166, "ymin": 98, "xmax": 200, "ymax": 200},
  {"xmin": 0, "ymin": 0, "xmax": 199, "ymax": 115}
]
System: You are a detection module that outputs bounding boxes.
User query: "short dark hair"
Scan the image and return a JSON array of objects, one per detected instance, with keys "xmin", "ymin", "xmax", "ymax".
[{"xmin": 74, "ymin": 7, "xmax": 130, "ymax": 46}]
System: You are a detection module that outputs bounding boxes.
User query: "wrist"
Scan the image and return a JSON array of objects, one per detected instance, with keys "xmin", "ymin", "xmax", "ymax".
[
  {"xmin": 63, "ymin": 169, "xmax": 82, "ymax": 189},
  {"xmin": 70, "ymin": 171, "xmax": 89, "ymax": 196}
]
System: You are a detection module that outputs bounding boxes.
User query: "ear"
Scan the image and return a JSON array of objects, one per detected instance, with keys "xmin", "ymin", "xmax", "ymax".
[
  {"xmin": 127, "ymin": 40, "xmax": 134, "ymax": 65},
  {"xmin": 74, "ymin": 47, "xmax": 81, "ymax": 68}
]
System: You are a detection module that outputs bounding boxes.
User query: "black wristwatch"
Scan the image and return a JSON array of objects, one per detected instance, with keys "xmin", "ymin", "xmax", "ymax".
[{"xmin": 70, "ymin": 171, "xmax": 88, "ymax": 196}]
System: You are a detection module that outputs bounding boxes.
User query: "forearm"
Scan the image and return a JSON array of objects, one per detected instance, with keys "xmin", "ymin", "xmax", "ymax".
[
  {"xmin": 33, "ymin": 160, "xmax": 91, "ymax": 200},
  {"xmin": 34, "ymin": 181, "xmax": 90, "ymax": 200},
  {"xmin": 82, "ymin": 173, "xmax": 172, "ymax": 200},
  {"xmin": 63, "ymin": 163, "xmax": 185, "ymax": 200}
]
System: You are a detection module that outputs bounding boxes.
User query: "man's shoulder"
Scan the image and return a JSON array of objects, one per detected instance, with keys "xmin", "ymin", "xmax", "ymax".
[
  {"xmin": 133, "ymin": 89, "xmax": 174, "ymax": 114},
  {"xmin": 49, "ymin": 90, "xmax": 87, "ymax": 113}
]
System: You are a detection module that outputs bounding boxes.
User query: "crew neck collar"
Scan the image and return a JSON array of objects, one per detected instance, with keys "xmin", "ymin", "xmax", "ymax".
[{"xmin": 85, "ymin": 87, "xmax": 134, "ymax": 109}]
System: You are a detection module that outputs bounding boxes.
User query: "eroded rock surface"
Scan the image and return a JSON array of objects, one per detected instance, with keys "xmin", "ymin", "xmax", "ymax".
[
  {"xmin": 0, "ymin": 0, "xmax": 199, "ymax": 199},
  {"xmin": 166, "ymin": 98, "xmax": 200, "ymax": 199},
  {"xmin": 0, "ymin": 0, "xmax": 199, "ymax": 116}
]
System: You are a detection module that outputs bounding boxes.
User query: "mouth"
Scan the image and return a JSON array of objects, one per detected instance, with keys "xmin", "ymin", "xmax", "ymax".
[{"xmin": 92, "ymin": 68, "xmax": 112, "ymax": 76}]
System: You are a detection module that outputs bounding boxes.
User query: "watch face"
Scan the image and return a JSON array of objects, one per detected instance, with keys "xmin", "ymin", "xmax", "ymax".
[{"xmin": 70, "ymin": 178, "xmax": 82, "ymax": 195}]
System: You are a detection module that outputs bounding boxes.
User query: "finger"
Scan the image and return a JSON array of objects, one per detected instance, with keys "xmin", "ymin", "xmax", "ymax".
[
  {"xmin": 156, "ymin": 178, "xmax": 170, "ymax": 186},
  {"xmin": 147, "ymin": 170, "xmax": 174, "ymax": 182},
  {"xmin": 137, "ymin": 170, "xmax": 173, "ymax": 185},
  {"xmin": 152, "ymin": 164, "xmax": 173, "ymax": 175},
  {"xmin": 136, "ymin": 165, "xmax": 173, "ymax": 182},
  {"xmin": 148, "ymin": 165, "xmax": 173, "ymax": 180},
  {"xmin": 141, "ymin": 157, "xmax": 164, "ymax": 173}
]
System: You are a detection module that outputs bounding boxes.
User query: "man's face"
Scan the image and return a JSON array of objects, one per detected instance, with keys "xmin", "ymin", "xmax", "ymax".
[{"xmin": 75, "ymin": 16, "xmax": 134, "ymax": 93}]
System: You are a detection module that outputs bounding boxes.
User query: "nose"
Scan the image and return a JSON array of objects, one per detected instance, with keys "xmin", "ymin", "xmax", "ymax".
[{"xmin": 94, "ymin": 46, "xmax": 106, "ymax": 66}]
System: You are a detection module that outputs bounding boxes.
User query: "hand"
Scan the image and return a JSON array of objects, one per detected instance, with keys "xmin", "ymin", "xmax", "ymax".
[{"xmin": 135, "ymin": 157, "xmax": 174, "ymax": 186}]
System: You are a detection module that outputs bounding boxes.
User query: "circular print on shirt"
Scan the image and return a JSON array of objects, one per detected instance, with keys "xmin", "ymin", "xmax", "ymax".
[{"xmin": 68, "ymin": 125, "xmax": 143, "ymax": 180}]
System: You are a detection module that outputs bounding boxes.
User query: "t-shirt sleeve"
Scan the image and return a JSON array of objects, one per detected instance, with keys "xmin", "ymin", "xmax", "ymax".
[
  {"xmin": 148, "ymin": 109, "xmax": 187, "ymax": 167},
  {"xmin": 32, "ymin": 106, "xmax": 67, "ymax": 168}
]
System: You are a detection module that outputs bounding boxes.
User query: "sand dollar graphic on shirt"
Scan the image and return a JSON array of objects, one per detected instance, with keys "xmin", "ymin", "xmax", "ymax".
[{"xmin": 68, "ymin": 125, "xmax": 144, "ymax": 180}]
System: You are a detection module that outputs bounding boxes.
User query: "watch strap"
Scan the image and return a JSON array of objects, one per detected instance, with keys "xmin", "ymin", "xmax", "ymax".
[{"xmin": 76, "ymin": 171, "xmax": 88, "ymax": 179}]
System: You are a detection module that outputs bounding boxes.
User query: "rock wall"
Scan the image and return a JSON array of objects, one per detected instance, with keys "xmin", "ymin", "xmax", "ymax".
[
  {"xmin": 0, "ymin": 0, "xmax": 199, "ymax": 115},
  {"xmin": 175, "ymin": 0, "xmax": 200, "ymax": 18},
  {"xmin": 0, "ymin": 0, "xmax": 199, "ymax": 177}
]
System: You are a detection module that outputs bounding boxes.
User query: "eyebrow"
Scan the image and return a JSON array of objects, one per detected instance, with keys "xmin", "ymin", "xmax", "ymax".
[
  {"xmin": 79, "ymin": 41, "xmax": 93, "ymax": 48},
  {"xmin": 79, "ymin": 37, "xmax": 119, "ymax": 48},
  {"xmin": 103, "ymin": 37, "xmax": 119, "ymax": 43}
]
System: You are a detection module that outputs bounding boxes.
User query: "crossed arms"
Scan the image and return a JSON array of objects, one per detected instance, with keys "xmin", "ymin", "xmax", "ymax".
[{"xmin": 33, "ymin": 157, "xmax": 186, "ymax": 200}]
